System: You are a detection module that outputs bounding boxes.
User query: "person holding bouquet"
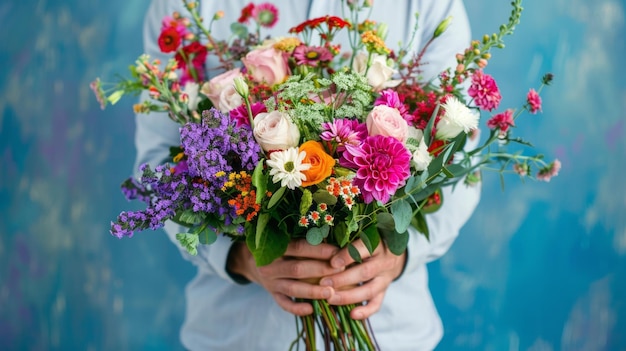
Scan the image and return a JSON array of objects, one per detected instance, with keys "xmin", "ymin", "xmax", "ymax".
[{"xmin": 134, "ymin": 0, "xmax": 480, "ymax": 350}]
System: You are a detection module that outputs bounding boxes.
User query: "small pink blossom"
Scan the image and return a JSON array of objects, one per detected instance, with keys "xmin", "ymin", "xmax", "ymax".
[
  {"xmin": 527, "ymin": 88, "xmax": 542, "ymax": 114},
  {"xmin": 230, "ymin": 101, "xmax": 267, "ymax": 127},
  {"xmin": 513, "ymin": 163, "xmax": 529, "ymax": 176},
  {"xmin": 339, "ymin": 135, "xmax": 411, "ymax": 204},
  {"xmin": 374, "ymin": 89, "xmax": 411, "ymax": 121},
  {"xmin": 320, "ymin": 118, "xmax": 368, "ymax": 154},
  {"xmin": 293, "ymin": 45, "xmax": 333, "ymax": 67},
  {"xmin": 486, "ymin": 109, "xmax": 515, "ymax": 133},
  {"xmin": 468, "ymin": 70, "xmax": 501, "ymax": 111},
  {"xmin": 536, "ymin": 159, "xmax": 561, "ymax": 182}
]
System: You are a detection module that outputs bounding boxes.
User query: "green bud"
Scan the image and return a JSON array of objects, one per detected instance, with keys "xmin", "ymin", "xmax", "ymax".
[
  {"xmin": 107, "ymin": 90, "xmax": 125, "ymax": 105},
  {"xmin": 433, "ymin": 16, "xmax": 453, "ymax": 38},
  {"xmin": 233, "ymin": 76, "xmax": 249, "ymax": 98},
  {"xmin": 300, "ymin": 188, "xmax": 313, "ymax": 215},
  {"xmin": 377, "ymin": 23, "xmax": 389, "ymax": 40}
]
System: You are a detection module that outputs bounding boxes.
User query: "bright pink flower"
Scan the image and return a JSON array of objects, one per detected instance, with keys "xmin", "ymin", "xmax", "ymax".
[
  {"xmin": 230, "ymin": 101, "xmax": 267, "ymax": 127},
  {"xmin": 339, "ymin": 135, "xmax": 411, "ymax": 204},
  {"xmin": 252, "ymin": 3, "xmax": 279, "ymax": 28},
  {"xmin": 486, "ymin": 109, "xmax": 515, "ymax": 133},
  {"xmin": 513, "ymin": 163, "xmax": 529, "ymax": 176},
  {"xmin": 320, "ymin": 118, "xmax": 368, "ymax": 154},
  {"xmin": 468, "ymin": 70, "xmax": 501, "ymax": 111},
  {"xmin": 161, "ymin": 16, "xmax": 189, "ymax": 37},
  {"xmin": 527, "ymin": 88, "xmax": 542, "ymax": 114},
  {"xmin": 374, "ymin": 89, "xmax": 411, "ymax": 121},
  {"xmin": 175, "ymin": 42, "xmax": 208, "ymax": 84},
  {"xmin": 293, "ymin": 45, "xmax": 333, "ymax": 67},
  {"xmin": 536, "ymin": 159, "xmax": 561, "ymax": 182}
]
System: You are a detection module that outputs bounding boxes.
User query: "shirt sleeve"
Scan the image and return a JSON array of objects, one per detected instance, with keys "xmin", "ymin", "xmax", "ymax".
[
  {"xmin": 135, "ymin": 0, "xmax": 240, "ymax": 282},
  {"xmin": 402, "ymin": 0, "xmax": 482, "ymax": 272}
]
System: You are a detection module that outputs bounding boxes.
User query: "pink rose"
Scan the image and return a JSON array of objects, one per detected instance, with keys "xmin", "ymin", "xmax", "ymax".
[
  {"xmin": 242, "ymin": 48, "xmax": 290, "ymax": 86},
  {"xmin": 366, "ymin": 105, "xmax": 408, "ymax": 142},
  {"xmin": 201, "ymin": 68, "xmax": 244, "ymax": 112}
]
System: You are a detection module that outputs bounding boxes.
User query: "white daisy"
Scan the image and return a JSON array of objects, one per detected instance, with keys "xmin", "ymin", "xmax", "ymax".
[
  {"xmin": 435, "ymin": 96, "xmax": 479, "ymax": 140},
  {"xmin": 265, "ymin": 147, "xmax": 311, "ymax": 190}
]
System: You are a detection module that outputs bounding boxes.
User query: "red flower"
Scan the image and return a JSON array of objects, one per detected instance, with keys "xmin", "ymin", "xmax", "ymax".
[
  {"xmin": 158, "ymin": 27, "xmax": 182, "ymax": 53},
  {"xmin": 238, "ymin": 3, "xmax": 255, "ymax": 23},
  {"xmin": 175, "ymin": 42, "xmax": 208, "ymax": 83}
]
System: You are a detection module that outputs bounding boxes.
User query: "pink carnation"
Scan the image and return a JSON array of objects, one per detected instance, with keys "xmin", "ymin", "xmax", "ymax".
[
  {"xmin": 536, "ymin": 159, "xmax": 561, "ymax": 182},
  {"xmin": 486, "ymin": 109, "xmax": 515, "ymax": 133},
  {"xmin": 321, "ymin": 118, "xmax": 368, "ymax": 154},
  {"xmin": 230, "ymin": 101, "xmax": 267, "ymax": 127},
  {"xmin": 339, "ymin": 135, "xmax": 411, "ymax": 204},
  {"xmin": 527, "ymin": 88, "xmax": 542, "ymax": 114},
  {"xmin": 468, "ymin": 70, "xmax": 501, "ymax": 111}
]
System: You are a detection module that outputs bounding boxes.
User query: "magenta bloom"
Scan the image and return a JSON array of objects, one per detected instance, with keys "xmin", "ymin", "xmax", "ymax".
[
  {"xmin": 468, "ymin": 70, "xmax": 501, "ymax": 111},
  {"xmin": 339, "ymin": 135, "xmax": 411, "ymax": 204},
  {"xmin": 293, "ymin": 45, "xmax": 333, "ymax": 67},
  {"xmin": 321, "ymin": 118, "xmax": 368, "ymax": 154},
  {"xmin": 374, "ymin": 89, "xmax": 411, "ymax": 121},
  {"xmin": 230, "ymin": 101, "xmax": 267, "ymax": 127},
  {"xmin": 527, "ymin": 88, "xmax": 542, "ymax": 114},
  {"xmin": 486, "ymin": 109, "xmax": 515, "ymax": 133},
  {"xmin": 252, "ymin": 3, "xmax": 279, "ymax": 28}
]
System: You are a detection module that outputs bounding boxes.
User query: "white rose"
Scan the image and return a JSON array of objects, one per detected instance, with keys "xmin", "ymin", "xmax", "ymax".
[
  {"xmin": 352, "ymin": 52, "xmax": 401, "ymax": 91},
  {"xmin": 253, "ymin": 111, "xmax": 301, "ymax": 152},
  {"xmin": 435, "ymin": 96, "xmax": 479, "ymax": 140},
  {"xmin": 201, "ymin": 68, "xmax": 244, "ymax": 112}
]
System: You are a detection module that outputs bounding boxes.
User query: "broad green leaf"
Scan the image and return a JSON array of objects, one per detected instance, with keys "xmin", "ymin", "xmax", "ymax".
[
  {"xmin": 252, "ymin": 160, "xmax": 266, "ymax": 204},
  {"xmin": 391, "ymin": 199, "xmax": 412, "ymax": 233},
  {"xmin": 178, "ymin": 209, "xmax": 205, "ymax": 225},
  {"xmin": 313, "ymin": 189, "xmax": 338, "ymax": 206},
  {"xmin": 267, "ymin": 186, "xmax": 286, "ymax": 209},
  {"xmin": 361, "ymin": 224, "xmax": 380, "ymax": 255},
  {"xmin": 411, "ymin": 212, "xmax": 430, "ymax": 240},
  {"xmin": 423, "ymin": 104, "xmax": 440, "ymax": 146},
  {"xmin": 255, "ymin": 212, "xmax": 270, "ymax": 249},
  {"xmin": 246, "ymin": 223, "xmax": 290, "ymax": 266},
  {"xmin": 348, "ymin": 244, "xmax": 362, "ymax": 263},
  {"xmin": 334, "ymin": 221, "xmax": 350, "ymax": 247},
  {"xmin": 176, "ymin": 233, "xmax": 199, "ymax": 256}
]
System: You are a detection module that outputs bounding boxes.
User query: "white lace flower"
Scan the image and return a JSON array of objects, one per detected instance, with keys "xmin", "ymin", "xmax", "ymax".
[
  {"xmin": 266, "ymin": 147, "xmax": 311, "ymax": 189},
  {"xmin": 436, "ymin": 96, "xmax": 479, "ymax": 140}
]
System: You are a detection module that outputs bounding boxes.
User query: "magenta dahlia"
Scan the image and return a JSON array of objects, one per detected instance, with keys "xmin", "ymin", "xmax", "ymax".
[{"xmin": 339, "ymin": 135, "xmax": 411, "ymax": 204}]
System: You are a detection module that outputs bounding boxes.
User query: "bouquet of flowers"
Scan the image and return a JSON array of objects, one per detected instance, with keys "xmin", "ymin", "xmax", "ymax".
[{"xmin": 91, "ymin": 0, "xmax": 560, "ymax": 350}]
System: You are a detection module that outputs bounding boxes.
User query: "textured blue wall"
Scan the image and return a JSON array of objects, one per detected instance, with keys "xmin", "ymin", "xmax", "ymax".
[{"xmin": 1, "ymin": 0, "xmax": 624, "ymax": 350}]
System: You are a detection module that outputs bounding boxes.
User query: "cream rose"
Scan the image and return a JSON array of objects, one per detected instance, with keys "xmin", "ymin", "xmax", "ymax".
[
  {"xmin": 253, "ymin": 111, "xmax": 301, "ymax": 152},
  {"xmin": 201, "ymin": 68, "xmax": 244, "ymax": 112},
  {"xmin": 352, "ymin": 52, "xmax": 401, "ymax": 91},
  {"xmin": 242, "ymin": 47, "xmax": 290, "ymax": 86},
  {"xmin": 366, "ymin": 105, "xmax": 409, "ymax": 142}
]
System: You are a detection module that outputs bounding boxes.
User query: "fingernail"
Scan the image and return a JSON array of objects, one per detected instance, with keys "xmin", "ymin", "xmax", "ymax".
[
  {"xmin": 320, "ymin": 278, "xmax": 333, "ymax": 287},
  {"xmin": 353, "ymin": 311, "xmax": 363, "ymax": 319},
  {"xmin": 322, "ymin": 288, "xmax": 332, "ymax": 299},
  {"xmin": 332, "ymin": 258, "xmax": 345, "ymax": 268}
]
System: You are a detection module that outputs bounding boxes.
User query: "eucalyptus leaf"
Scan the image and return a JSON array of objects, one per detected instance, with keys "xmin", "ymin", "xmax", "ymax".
[
  {"xmin": 348, "ymin": 244, "xmax": 362, "ymax": 263},
  {"xmin": 361, "ymin": 224, "xmax": 380, "ymax": 254},
  {"xmin": 197, "ymin": 226, "xmax": 217, "ymax": 245},
  {"xmin": 391, "ymin": 199, "xmax": 412, "ymax": 233},
  {"xmin": 313, "ymin": 189, "xmax": 338, "ymax": 206},
  {"xmin": 306, "ymin": 227, "xmax": 324, "ymax": 245},
  {"xmin": 230, "ymin": 22, "xmax": 249, "ymax": 38}
]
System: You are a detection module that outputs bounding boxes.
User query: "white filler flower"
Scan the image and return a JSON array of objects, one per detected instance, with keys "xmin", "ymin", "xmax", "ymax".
[
  {"xmin": 436, "ymin": 96, "xmax": 479, "ymax": 140},
  {"xmin": 266, "ymin": 147, "xmax": 311, "ymax": 190}
]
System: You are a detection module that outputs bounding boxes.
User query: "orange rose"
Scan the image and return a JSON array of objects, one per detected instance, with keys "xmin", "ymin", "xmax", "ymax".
[{"xmin": 299, "ymin": 141, "xmax": 336, "ymax": 187}]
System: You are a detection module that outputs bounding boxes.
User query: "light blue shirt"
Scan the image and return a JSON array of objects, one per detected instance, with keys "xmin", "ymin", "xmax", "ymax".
[{"xmin": 135, "ymin": 1, "xmax": 480, "ymax": 350}]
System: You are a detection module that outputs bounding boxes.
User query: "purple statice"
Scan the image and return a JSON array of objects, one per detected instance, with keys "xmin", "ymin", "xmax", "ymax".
[{"xmin": 120, "ymin": 177, "xmax": 151, "ymax": 204}]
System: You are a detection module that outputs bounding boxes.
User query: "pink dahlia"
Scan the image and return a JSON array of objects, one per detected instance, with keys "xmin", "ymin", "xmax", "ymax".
[
  {"xmin": 486, "ymin": 109, "xmax": 515, "ymax": 133},
  {"xmin": 252, "ymin": 3, "xmax": 279, "ymax": 28},
  {"xmin": 374, "ymin": 89, "xmax": 411, "ymax": 121},
  {"xmin": 320, "ymin": 118, "xmax": 368, "ymax": 154},
  {"xmin": 293, "ymin": 45, "xmax": 333, "ymax": 67},
  {"xmin": 468, "ymin": 70, "xmax": 501, "ymax": 111},
  {"xmin": 526, "ymin": 88, "xmax": 542, "ymax": 114},
  {"xmin": 339, "ymin": 135, "xmax": 411, "ymax": 204}
]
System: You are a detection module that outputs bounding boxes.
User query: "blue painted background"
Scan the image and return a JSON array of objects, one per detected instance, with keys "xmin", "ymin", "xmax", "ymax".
[{"xmin": 1, "ymin": 0, "xmax": 624, "ymax": 350}]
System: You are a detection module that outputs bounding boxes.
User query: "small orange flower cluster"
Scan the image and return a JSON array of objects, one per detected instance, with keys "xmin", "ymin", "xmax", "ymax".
[
  {"xmin": 298, "ymin": 203, "xmax": 334, "ymax": 228},
  {"xmin": 326, "ymin": 177, "xmax": 360, "ymax": 210},
  {"xmin": 361, "ymin": 30, "xmax": 389, "ymax": 55},
  {"xmin": 222, "ymin": 171, "xmax": 260, "ymax": 222}
]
